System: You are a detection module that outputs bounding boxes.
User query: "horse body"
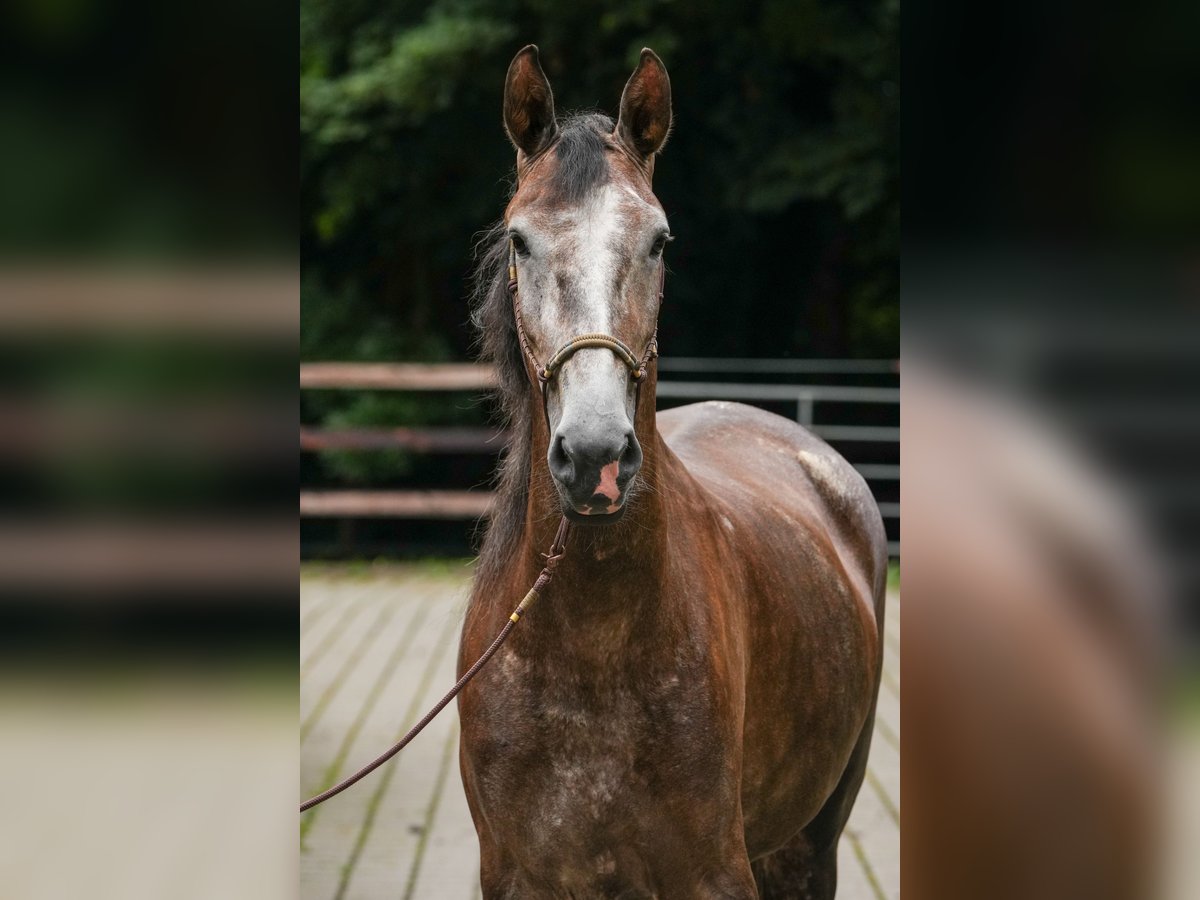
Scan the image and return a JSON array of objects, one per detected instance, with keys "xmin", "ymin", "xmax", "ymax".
[
  {"xmin": 661, "ymin": 402, "xmax": 885, "ymax": 857},
  {"xmin": 461, "ymin": 400, "xmax": 884, "ymax": 898},
  {"xmin": 458, "ymin": 46, "xmax": 885, "ymax": 898}
]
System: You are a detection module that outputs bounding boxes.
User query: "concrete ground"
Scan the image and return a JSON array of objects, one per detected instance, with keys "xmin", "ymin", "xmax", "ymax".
[{"xmin": 300, "ymin": 562, "xmax": 900, "ymax": 899}]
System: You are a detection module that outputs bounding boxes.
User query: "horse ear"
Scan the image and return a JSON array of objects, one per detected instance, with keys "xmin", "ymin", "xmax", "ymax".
[
  {"xmin": 615, "ymin": 48, "xmax": 672, "ymax": 162},
  {"xmin": 503, "ymin": 45, "xmax": 557, "ymax": 159}
]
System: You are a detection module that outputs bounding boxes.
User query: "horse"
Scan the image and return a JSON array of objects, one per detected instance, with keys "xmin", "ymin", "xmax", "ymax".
[
  {"xmin": 902, "ymin": 364, "xmax": 1159, "ymax": 900},
  {"xmin": 458, "ymin": 45, "xmax": 887, "ymax": 899}
]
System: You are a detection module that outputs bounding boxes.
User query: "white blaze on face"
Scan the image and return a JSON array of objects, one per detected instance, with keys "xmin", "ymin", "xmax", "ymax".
[
  {"xmin": 532, "ymin": 183, "xmax": 628, "ymax": 341},
  {"xmin": 552, "ymin": 184, "xmax": 636, "ymax": 434},
  {"xmin": 513, "ymin": 183, "xmax": 639, "ymax": 436}
]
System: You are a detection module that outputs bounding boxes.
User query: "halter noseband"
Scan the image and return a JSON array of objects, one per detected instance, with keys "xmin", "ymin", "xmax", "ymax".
[{"xmin": 508, "ymin": 240, "xmax": 662, "ymax": 388}]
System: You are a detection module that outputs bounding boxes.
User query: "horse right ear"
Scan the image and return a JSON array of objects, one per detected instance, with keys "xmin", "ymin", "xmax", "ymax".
[
  {"xmin": 503, "ymin": 45, "xmax": 557, "ymax": 160},
  {"xmin": 615, "ymin": 48, "xmax": 672, "ymax": 163}
]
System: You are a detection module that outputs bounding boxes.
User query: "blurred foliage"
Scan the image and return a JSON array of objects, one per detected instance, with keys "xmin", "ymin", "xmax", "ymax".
[{"xmin": 301, "ymin": 0, "xmax": 897, "ymax": 483}]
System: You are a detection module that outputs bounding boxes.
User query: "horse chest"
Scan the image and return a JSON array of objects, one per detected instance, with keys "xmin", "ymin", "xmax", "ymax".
[{"xmin": 470, "ymin": 649, "xmax": 736, "ymax": 868}]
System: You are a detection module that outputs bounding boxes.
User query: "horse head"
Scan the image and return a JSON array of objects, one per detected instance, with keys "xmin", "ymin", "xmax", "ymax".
[{"xmin": 501, "ymin": 45, "xmax": 672, "ymax": 522}]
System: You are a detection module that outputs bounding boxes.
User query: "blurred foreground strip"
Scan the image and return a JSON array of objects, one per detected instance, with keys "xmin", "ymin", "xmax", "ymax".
[
  {"xmin": 0, "ymin": 0, "xmax": 296, "ymax": 890},
  {"xmin": 0, "ymin": 521, "xmax": 296, "ymax": 592},
  {"xmin": 902, "ymin": 361, "xmax": 1173, "ymax": 900},
  {"xmin": 0, "ymin": 266, "xmax": 297, "ymax": 597},
  {"xmin": 0, "ymin": 267, "xmax": 297, "ymax": 336}
]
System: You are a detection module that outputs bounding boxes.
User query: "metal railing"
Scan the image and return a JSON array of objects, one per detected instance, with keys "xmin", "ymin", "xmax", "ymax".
[{"xmin": 300, "ymin": 361, "xmax": 899, "ymax": 556}]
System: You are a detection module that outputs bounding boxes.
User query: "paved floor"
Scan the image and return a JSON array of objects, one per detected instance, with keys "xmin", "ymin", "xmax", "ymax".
[{"xmin": 300, "ymin": 563, "xmax": 900, "ymax": 899}]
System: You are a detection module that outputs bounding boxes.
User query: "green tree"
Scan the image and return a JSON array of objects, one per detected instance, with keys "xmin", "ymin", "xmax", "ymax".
[{"xmin": 301, "ymin": 0, "xmax": 898, "ymax": 482}]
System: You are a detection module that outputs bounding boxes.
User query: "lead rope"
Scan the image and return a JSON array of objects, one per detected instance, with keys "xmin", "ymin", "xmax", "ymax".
[
  {"xmin": 299, "ymin": 516, "xmax": 571, "ymax": 813},
  {"xmin": 302, "ymin": 247, "xmax": 664, "ymax": 813}
]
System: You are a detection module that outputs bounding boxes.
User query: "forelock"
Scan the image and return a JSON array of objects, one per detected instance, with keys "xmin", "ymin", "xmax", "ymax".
[{"xmin": 548, "ymin": 113, "xmax": 612, "ymax": 203}]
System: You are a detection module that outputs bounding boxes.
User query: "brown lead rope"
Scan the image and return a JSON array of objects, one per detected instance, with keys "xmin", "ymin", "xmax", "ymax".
[{"xmin": 299, "ymin": 516, "xmax": 571, "ymax": 813}]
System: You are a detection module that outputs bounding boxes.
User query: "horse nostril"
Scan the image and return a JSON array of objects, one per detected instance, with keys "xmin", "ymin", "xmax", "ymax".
[
  {"xmin": 548, "ymin": 434, "xmax": 573, "ymax": 479},
  {"xmin": 620, "ymin": 429, "xmax": 642, "ymax": 471}
]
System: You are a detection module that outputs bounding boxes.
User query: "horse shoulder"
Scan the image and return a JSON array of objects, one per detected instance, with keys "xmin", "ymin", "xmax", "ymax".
[{"xmin": 662, "ymin": 405, "xmax": 885, "ymax": 847}]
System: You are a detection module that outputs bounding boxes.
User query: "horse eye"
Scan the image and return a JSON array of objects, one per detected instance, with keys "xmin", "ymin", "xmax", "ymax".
[
  {"xmin": 510, "ymin": 233, "xmax": 529, "ymax": 256},
  {"xmin": 650, "ymin": 233, "xmax": 673, "ymax": 257}
]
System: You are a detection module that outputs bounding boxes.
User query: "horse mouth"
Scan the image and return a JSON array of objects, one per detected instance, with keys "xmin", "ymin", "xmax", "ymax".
[
  {"xmin": 557, "ymin": 486, "xmax": 630, "ymax": 524},
  {"xmin": 563, "ymin": 504, "xmax": 627, "ymax": 525},
  {"xmin": 552, "ymin": 473, "xmax": 633, "ymax": 524}
]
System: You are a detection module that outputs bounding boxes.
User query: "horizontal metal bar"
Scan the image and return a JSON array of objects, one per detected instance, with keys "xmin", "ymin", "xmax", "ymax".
[
  {"xmin": 810, "ymin": 425, "xmax": 900, "ymax": 442},
  {"xmin": 876, "ymin": 502, "xmax": 900, "ymax": 518},
  {"xmin": 657, "ymin": 358, "xmax": 898, "ymax": 375},
  {"xmin": 656, "ymin": 382, "xmax": 899, "ymax": 403},
  {"xmin": 854, "ymin": 464, "xmax": 901, "ymax": 479},
  {"xmin": 301, "ymin": 490, "xmax": 494, "ymax": 519},
  {"xmin": 887, "ymin": 541, "xmax": 900, "ymax": 558}
]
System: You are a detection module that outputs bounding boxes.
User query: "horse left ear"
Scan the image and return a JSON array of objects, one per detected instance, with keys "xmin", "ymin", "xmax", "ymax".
[{"xmin": 615, "ymin": 48, "xmax": 672, "ymax": 163}]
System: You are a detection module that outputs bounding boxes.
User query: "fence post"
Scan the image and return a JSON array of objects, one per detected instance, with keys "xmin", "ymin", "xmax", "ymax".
[{"xmin": 796, "ymin": 390, "xmax": 814, "ymax": 426}]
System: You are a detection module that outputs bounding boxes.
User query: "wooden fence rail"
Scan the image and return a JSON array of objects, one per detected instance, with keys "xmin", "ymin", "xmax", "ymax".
[
  {"xmin": 300, "ymin": 490, "xmax": 493, "ymax": 519},
  {"xmin": 300, "ymin": 363, "xmax": 493, "ymax": 391}
]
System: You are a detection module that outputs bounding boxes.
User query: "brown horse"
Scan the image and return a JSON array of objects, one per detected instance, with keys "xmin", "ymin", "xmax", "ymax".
[{"xmin": 459, "ymin": 46, "xmax": 887, "ymax": 899}]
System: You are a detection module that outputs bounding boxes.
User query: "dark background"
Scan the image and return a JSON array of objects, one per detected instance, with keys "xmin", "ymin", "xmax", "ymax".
[{"xmin": 300, "ymin": 0, "xmax": 899, "ymax": 506}]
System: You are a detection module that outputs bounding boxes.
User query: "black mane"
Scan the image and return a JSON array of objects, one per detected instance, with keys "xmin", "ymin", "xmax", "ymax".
[
  {"xmin": 469, "ymin": 113, "xmax": 614, "ymax": 578},
  {"xmin": 469, "ymin": 220, "xmax": 528, "ymax": 580}
]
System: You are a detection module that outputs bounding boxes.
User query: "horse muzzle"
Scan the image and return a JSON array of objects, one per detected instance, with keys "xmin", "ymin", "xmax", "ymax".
[{"xmin": 547, "ymin": 425, "xmax": 642, "ymax": 523}]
